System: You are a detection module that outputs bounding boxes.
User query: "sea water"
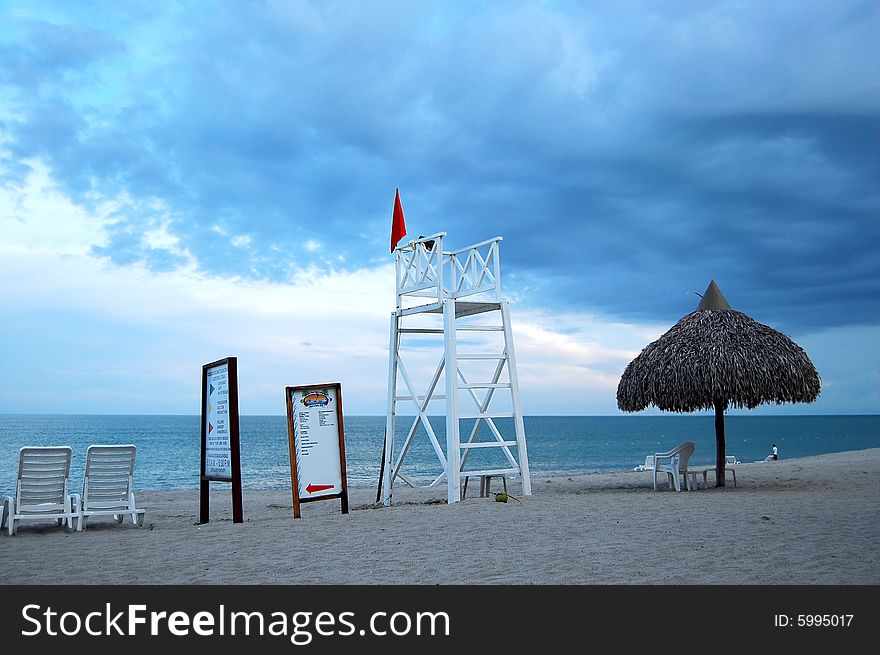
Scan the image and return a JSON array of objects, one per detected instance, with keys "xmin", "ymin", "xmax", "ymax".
[{"xmin": 0, "ymin": 414, "xmax": 878, "ymax": 493}]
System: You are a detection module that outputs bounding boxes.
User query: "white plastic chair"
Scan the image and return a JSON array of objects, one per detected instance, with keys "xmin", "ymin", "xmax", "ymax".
[
  {"xmin": 722, "ymin": 455, "xmax": 738, "ymax": 487},
  {"xmin": 2, "ymin": 446, "xmax": 78, "ymax": 535},
  {"xmin": 653, "ymin": 441, "xmax": 695, "ymax": 491},
  {"xmin": 72, "ymin": 445, "xmax": 145, "ymax": 531}
]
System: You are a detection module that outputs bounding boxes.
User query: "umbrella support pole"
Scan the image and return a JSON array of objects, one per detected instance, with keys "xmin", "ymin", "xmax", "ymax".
[{"xmin": 714, "ymin": 399, "xmax": 727, "ymax": 487}]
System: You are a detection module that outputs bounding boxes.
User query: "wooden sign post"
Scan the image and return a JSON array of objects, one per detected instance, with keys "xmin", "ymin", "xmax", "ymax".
[
  {"xmin": 285, "ymin": 382, "xmax": 349, "ymax": 519},
  {"xmin": 200, "ymin": 356, "xmax": 243, "ymax": 524}
]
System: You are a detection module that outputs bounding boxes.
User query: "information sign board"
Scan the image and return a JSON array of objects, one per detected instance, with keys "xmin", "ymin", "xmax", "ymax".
[
  {"xmin": 200, "ymin": 357, "xmax": 243, "ymax": 523},
  {"xmin": 285, "ymin": 382, "xmax": 349, "ymax": 518}
]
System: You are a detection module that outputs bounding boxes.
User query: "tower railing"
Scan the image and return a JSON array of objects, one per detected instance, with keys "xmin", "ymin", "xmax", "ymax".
[
  {"xmin": 395, "ymin": 233, "xmax": 446, "ymax": 308},
  {"xmin": 395, "ymin": 233, "xmax": 503, "ymax": 311}
]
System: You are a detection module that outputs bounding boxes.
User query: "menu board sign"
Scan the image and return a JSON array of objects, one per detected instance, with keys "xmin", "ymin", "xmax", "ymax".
[{"xmin": 285, "ymin": 382, "xmax": 349, "ymax": 518}]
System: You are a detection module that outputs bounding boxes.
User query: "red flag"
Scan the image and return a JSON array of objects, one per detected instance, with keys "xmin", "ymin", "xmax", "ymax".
[{"xmin": 390, "ymin": 187, "xmax": 407, "ymax": 252}]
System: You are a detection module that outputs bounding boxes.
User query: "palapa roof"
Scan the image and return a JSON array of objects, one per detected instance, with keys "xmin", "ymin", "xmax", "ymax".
[{"xmin": 617, "ymin": 281, "xmax": 821, "ymax": 413}]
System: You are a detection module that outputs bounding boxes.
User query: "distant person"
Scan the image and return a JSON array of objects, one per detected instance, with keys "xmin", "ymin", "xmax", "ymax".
[{"xmin": 770, "ymin": 443, "xmax": 778, "ymax": 460}]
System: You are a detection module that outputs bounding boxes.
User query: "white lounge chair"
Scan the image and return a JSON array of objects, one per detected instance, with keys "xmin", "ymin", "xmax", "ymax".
[
  {"xmin": 633, "ymin": 455, "xmax": 655, "ymax": 472},
  {"xmin": 2, "ymin": 446, "xmax": 78, "ymax": 535},
  {"xmin": 653, "ymin": 441, "xmax": 695, "ymax": 491},
  {"xmin": 72, "ymin": 445, "xmax": 145, "ymax": 531}
]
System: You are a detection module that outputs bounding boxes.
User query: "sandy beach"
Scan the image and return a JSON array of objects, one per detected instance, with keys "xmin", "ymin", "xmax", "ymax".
[{"xmin": 2, "ymin": 448, "xmax": 878, "ymax": 585}]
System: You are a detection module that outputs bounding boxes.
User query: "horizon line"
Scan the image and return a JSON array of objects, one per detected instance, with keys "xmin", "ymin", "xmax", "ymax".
[{"xmin": 1, "ymin": 412, "xmax": 877, "ymax": 418}]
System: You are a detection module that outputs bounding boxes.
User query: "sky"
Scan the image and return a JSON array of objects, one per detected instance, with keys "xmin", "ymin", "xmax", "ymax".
[{"xmin": 0, "ymin": 0, "xmax": 878, "ymax": 416}]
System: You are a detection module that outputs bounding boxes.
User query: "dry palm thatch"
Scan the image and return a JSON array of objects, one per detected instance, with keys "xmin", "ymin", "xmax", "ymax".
[
  {"xmin": 616, "ymin": 310, "xmax": 821, "ymax": 413},
  {"xmin": 617, "ymin": 280, "xmax": 820, "ymax": 486}
]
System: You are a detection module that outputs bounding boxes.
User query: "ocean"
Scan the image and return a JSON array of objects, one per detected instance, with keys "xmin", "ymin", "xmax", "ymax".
[{"xmin": 1, "ymin": 414, "xmax": 878, "ymax": 493}]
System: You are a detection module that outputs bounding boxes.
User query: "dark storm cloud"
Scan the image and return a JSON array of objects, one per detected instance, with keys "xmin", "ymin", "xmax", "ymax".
[{"xmin": 1, "ymin": 1, "xmax": 877, "ymax": 331}]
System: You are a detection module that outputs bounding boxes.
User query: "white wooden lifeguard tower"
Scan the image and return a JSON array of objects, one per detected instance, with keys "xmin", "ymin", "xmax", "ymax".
[{"xmin": 382, "ymin": 233, "xmax": 532, "ymax": 505}]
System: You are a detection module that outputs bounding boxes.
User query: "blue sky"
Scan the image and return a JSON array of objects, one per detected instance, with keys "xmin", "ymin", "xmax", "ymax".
[{"xmin": 1, "ymin": 1, "xmax": 877, "ymax": 416}]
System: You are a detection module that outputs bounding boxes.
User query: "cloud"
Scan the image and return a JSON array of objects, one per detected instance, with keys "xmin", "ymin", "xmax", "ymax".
[
  {"xmin": 0, "ymin": 2, "xmax": 877, "ymax": 413},
  {"xmin": 0, "ymin": 156, "xmax": 672, "ymax": 415},
  {"xmin": 1, "ymin": 155, "xmax": 876, "ymax": 414},
  {"xmin": 0, "ymin": 158, "xmax": 109, "ymax": 255}
]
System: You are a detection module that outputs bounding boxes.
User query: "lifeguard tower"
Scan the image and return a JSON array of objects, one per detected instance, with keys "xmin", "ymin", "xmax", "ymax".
[{"xmin": 382, "ymin": 233, "xmax": 532, "ymax": 505}]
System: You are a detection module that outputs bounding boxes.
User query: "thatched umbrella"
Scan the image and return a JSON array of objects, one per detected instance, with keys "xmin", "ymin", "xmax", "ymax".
[{"xmin": 617, "ymin": 280, "xmax": 821, "ymax": 487}]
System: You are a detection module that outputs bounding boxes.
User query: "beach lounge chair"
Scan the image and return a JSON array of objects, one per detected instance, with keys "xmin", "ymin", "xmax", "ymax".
[
  {"xmin": 653, "ymin": 441, "xmax": 695, "ymax": 491},
  {"xmin": 633, "ymin": 455, "xmax": 655, "ymax": 472},
  {"xmin": 2, "ymin": 446, "xmax": 78, "ymax": 535},
  {"xmin": 72, "ymin": 445, "xmax": 145, "ymax": 531}
]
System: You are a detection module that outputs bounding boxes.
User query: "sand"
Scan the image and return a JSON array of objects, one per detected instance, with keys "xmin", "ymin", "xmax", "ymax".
[{"xmin": 1, "ymin": 448, "xmax": 878, "ymax": 585}]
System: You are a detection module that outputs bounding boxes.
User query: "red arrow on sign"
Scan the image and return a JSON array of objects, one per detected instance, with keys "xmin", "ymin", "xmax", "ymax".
[{"xmin": 306, "ymin": 483, "xmax": 334, "ymax": 493}]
